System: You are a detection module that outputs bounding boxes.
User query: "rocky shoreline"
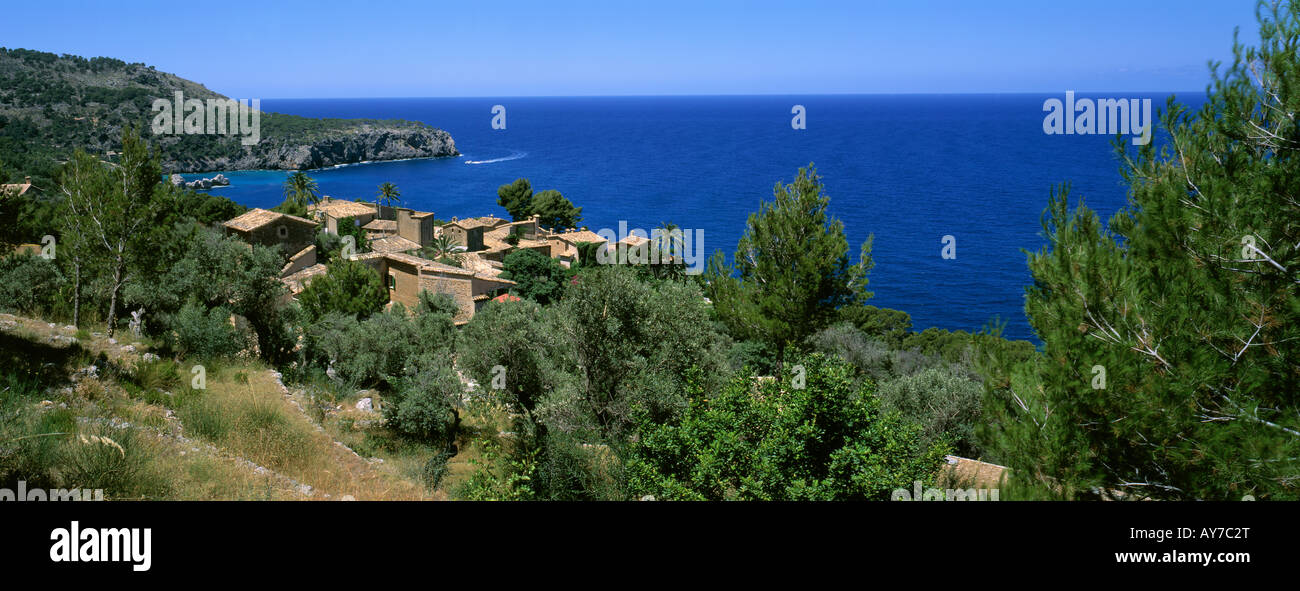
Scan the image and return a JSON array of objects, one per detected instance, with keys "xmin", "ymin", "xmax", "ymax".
[
  {"xmin": 159, "ymin": 124, "xmax": 459, "ymax": 173},
  {"xmin": 170, "ymin": 173, "xmax": 230, "ymax": 190}
]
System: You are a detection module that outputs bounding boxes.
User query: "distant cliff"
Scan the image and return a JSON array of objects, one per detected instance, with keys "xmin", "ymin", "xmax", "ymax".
[
  {"xmin": 0, "ymin": 48, "xmax": 459, "ymax": 176},
  {"xmin": 156, "ymin": 121, "xmax": 458, "ymax": 173}
]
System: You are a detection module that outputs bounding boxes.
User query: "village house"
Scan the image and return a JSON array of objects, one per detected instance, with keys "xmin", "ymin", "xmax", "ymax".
[
  {"xmin": 307, "ymin": 196, "xmax": 379, "ymax": 234},
  {"xmin": 394, "ymin": 207, "xmax": 437, "ymax": 247},
  {"xmin": 547, "ymin": 228, "xmax": 609, "ymax": 268},
  {"xmin": 353, "ymin": 251, "xmax": 516, "ymax": 324},
  {"xmin": 311, "ymin": 197, "xmax": 437, "ymax": 255},
  {"xmin": 280, "ymin": 262, "xmax": 329, "ymax": 301},
  {"xmin": 219, "ymin": 201, "xmax": 617, "ymax": 322},
  {"xmin": 365, "ymin": 207, "xmax": 437, "ymax": 254},
  {"xmin": 361, "ymin": 218, "xmax": 397, "ymax": 241},
  {"xmin": 479, "ymin": 216, "xmax": 553, "ymax": 262},
  {"xmin": 222, "ymin": 208, "xmax": 325, "ymax": 300},
  {"xmin": 0, "ymin": 176, "xmax": 33, "ymax": 197},
  {"xmin": 440, "ymin": 215, "xmax": 508, "ymax": 252},
  {"xmin": 440, "ymin": 215, "xmax": 610, "ymax": 268},
  {"xmin": 222, "ymin": 208, "xmax": 318, "ymax": 260}
]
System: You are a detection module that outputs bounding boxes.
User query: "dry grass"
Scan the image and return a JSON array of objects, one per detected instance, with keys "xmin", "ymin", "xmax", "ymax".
[
  {"xmin": 173, "ymin": 366, "xmax": 432, "ymax": 500},
  {"xmin": 308, "ymin": 387, "xmax": 515, "ymax": 500},
  {"xmin": 1, "ymin": 313, "xmax": 437, "ymax": 500}
]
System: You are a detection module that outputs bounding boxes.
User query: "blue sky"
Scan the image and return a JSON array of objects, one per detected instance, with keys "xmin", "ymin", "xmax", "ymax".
[{"xmin": 2, "ymin": 0, "xmax": 1262, "ymax": 97}]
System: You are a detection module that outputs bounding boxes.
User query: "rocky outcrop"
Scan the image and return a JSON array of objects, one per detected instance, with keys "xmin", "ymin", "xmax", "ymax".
[
  {"xmin": 159, "ymin": 125, "xmax": 458, "ymax": 173},
  {"xmin": 170, "ymin": 173, "xmax": 230, "ymax": 190}
]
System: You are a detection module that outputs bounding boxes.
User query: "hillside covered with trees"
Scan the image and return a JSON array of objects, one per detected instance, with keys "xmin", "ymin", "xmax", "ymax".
[{"xmin": 0, "ymin": 48, "xmax": 458, "ymax": 187}]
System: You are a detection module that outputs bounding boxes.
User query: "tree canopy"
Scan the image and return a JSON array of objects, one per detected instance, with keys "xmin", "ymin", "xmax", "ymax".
[
  {"xmin": 298, "ymin": 260, "xmax": 389, "ymax": 321},
  {"xmin": 706, "ymin": 163, "xmax": 874, "ymax": 370},
  {"xmin": 980, "ymin": 3, "xmax": 1300, "ymax": 500},
  {"xmin": 495, "ymin": 178, "xmax": 582, "ymax": 229}
]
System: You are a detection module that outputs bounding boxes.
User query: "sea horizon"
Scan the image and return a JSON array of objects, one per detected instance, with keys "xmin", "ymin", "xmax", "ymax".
[{"xmin": 246, "ymin": 90, "xmax": 1207, "ymax": 100}]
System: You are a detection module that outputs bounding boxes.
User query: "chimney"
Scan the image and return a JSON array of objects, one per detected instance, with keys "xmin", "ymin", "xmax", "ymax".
[{"xmin": 24, "ymin": 176, "xmax": 31, "ymax": 185}]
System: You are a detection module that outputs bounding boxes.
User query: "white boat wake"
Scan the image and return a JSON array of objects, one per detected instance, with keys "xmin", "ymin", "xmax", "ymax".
[{"xmin": 464, "ymin": 151, "xmax": 527, "ymax": 165}]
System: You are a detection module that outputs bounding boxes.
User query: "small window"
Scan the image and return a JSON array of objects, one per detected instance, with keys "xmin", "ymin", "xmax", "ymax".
[
  {"xmin": 387, "ymin": 273, "xmax": 396, "ymax": 290},
  {"xmin": 276, "ymin": 225, "xmax": 288, "ymax": 239}
]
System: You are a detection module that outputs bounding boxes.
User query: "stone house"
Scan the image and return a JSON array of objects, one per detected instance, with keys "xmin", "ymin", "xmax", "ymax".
[
  {"xmin": 313, "ymin": 198, "xmax": 436, "ymax": 255},
  {"xmin": 353, "ymin": 251, "xmax": 516, "ymax": 324},
  {"xmin": 479, "ymin": 217, "xmax": 552, "ymax": 262},
  {"xmin": 222, "ymin": 208, "xmax": 319, "ymax": 259},
  {"xmin": 441, "ymin": 216, "xmax": 509, "ymax": 253},
  {"xmin": 547, "ymin": 229, "xmax": 609, "ymax": 267},
  {"xmin": 308, "ymin": 197, "xmax": 379, "ymax": 234},
  {"xmin": 1, "ymin": 176, "xmax": 33, "ymax": 197},
  {"xmin": 395, "ymin": 208, "xmax": 437, "ymax": 247}
]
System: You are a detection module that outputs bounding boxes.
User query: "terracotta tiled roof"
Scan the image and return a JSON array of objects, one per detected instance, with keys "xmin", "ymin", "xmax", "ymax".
[
  {"xmin": 1, "ymin": 180, "xmax": 32, "ymax": 197},
  {"xmin": 474, "ymin": 274, "xmax": 517, "ymax": 286},
  {"xmin": 309, "ymin": 197, "xmax": 377, "ymax": 219},
  {"xmin": 619, "ymin": 234, "xmax": 651, "ymax": 247},
  {"xmin": 355, "ymin": 251, "xmax": 515, "ymax": 284},
  {"xmin": 356, "ymin": 251, "xmax": 463, "ymax": 273},
  {"xmin": 451, "ymin": 216, "xmax": 508, "ymax": 230},
  {"xmin": 459, "ymin": 253, "xmax": 504, "ymax": 277},
  {"xmin": 281, "ymin": 263, "xmax": 328, "ymax": 295},
  {"xmin": 362, "ymin": 219, "xmax": 397, "ymax": 232},
  {"xmin": 552, "ymin": 230, "xmax": 608, "ymax": 245},
  {"xmin": 223, "ymin": 208, "xmax": 317, "ymax": 232},
  {"xmin": 368, "ymin": 235, "xmax": 422, "ymax": 254}
]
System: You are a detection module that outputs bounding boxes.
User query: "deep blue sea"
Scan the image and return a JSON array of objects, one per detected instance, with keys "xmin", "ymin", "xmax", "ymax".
[{"xmin": 183, "ymin": 94, "xmax": 1204, "ymax": 341}]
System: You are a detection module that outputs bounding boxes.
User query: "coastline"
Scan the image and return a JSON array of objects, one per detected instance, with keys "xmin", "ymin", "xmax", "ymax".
[{"xmin": 177, "ymin": 152, "xmax": 465, "ymax": 177}]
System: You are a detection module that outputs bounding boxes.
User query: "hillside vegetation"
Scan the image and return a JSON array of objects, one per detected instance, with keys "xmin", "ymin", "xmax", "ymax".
[{"xmin": 0, "ymin": 48, "xmax": 458, "ymax": 185}]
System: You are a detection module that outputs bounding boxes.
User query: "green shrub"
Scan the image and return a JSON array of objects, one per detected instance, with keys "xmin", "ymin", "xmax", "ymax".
[
  {"xmin": 807, "ymin": 323, "xmax": 892, "ymax": 379},
  {"xmin": 537, "ymin": 431, "xmax": 624, "ymax": 501},
  {"xmin": 0, "ymin": 365, "xmax": 171, "ymax": 498},
  {"xmin": 383, "ymin": 364, "xmax": 462, "ymax": 446},
  {"xmin": 500, "ymin": 248, "xmax": 567, "ymax": 305},
  {"xmin": 837, "ymin": 305, "xmax": 913, "ymax": 349},
  {"xmin": 174, "ymin": 389, "xmax": 232, "ymax": 442},
  {"xmin": 421, "ymin": 450, "xmax": 452, "ymax": 490},
  {"xmin": 627, "ymin": 354, "xmax": 949, "ymax": 500},
  {"xmin": 0, "ymin": 251, "xmax": 65, "ymax": 317},
  {"xmin": 168, "ymin": 302, "xmax": 243, "ymax": 359},
  {"xmin": 726, "ymin": 339, "xmax": 777, "ymax": 376},
  {"xmin": 877, "ymin": 366, "xmax": 984, "ymax": 457},
  {"xmin": 297, "ymin": 260, "xmax": 387, "ymax": 321}
]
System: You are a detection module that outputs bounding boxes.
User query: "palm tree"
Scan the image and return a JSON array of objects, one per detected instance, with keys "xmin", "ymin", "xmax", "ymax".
[
  {"xmin": 652, "ymin": 221, "xmax": 684, "ymax": 279},
  {"xmin": 377, "ymin": 182, "xmax": 402, "ymax": 207},
  {"xmin": 283, "ymin": 172, "xmax": 320, "ymax": 208},
  {"xmin": 653, "ymin": 221, "xmax": 681, "ymax": 257},
  {"xmin": 423, "ymin": 234, "xmax": 459, "ymax": 260}
]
